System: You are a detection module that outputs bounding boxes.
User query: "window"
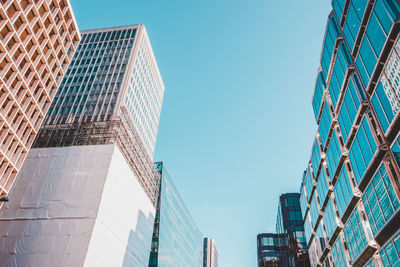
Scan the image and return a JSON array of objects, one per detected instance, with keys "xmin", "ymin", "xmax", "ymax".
[
  {"xmin": 323, "ymin": 198, "xmax": 338, "ymax": 240},
  {"xmin": 362, "ymin": 163, "xmax": 399, "ymax": 235},
  {"xmin": 348, "ymin": 116, "xmax": 378, "ymax": 184},
  {"xmin": 326, "ymin": 131, "xmax": 342, "ymax": 178},
  {"xmin": 380, "ymin": 232, "xmax": 400, "ymax": 266},
  {"xmin": 343, "ymin": 207, "xmax": 369, "ymax": 263},
  {"xmin": 312, "ymin": 71, "xmax": 327, "ymax": 121},
  {"xmin": 334, "ymin": 166, "xmax": 354, "ymax": 218},
  {"xmin": 337, "ymin": 73, "xmax": 366, "ymax": 143},
  {"xmin": 331, "ymin": 237, "xmax": 349, "ymax": 267},
  {"xmin": 317, "ymin": 169, "xmax": 329, "ymax": 204},
  {"xmin": 321, "ymin": 15, "xmax": 341, "ymax": 81},
  {"xmin": 343, "ymin": 0, "xmax": 368, "ymax": 51},
  {"xmin": 319, "ymin": 101, "xmax": 333, "ymax": 148}
]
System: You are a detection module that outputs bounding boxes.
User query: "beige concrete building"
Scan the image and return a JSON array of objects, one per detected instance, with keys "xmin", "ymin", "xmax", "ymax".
[{"xmin": 0, "ymin": 0, "xmax": 80, "ymax": 197}]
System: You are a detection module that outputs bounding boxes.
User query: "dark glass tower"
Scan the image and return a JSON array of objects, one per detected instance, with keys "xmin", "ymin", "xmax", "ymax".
[
  {"xmin": 299, "ymin": 1, "xmax": 400, "ymax": 266},
  {"xmin": 257, "ymin": 193, "xmax": 309, "ymax": 267}
]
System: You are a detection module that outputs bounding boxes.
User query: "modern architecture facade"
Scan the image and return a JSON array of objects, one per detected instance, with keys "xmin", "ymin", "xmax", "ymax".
[
  {"xmin": 203, "ymin": 237, "xmax": 218, "ymax": 267},
  {"xmin": 34, "ymin": 24, "xmax": 164, "ymax": 204},
  {"xmin": 0, "ymin": 0, "xmax": 80, "ymax": 199},
  {"xmin": 257, "ymin": 193, "xmax": 309, "ymax": 267},
  {"xmin": 299, "ymin": 1, "xmax": 400, "ymax": 266},
  {"xmin": 0, "ymin": 25, "xmax": 164, "ymax": 266},
  {"xmin": 149, "ymin": 162, "xmax": 203, "ymax": 267}
]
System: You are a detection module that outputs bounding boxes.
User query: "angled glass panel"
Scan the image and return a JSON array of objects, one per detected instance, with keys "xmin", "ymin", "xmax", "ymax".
[
  {"xmin": 332, "ymin": 0, "xmax": 347, "ymax": 22},
  {"xmin": 334, "ymin": 166, "xmax": 354, "ymax": 218},
  {"xmin": 321, "ymin": 15, "xmax": 341, "ymax": 82},
  {"xmin": 313, "ymin": 71, "xmax": 327, "ymax": 122},
  {"xmin": 331, "ymin": 236, "xmax": 349, "ymax": 267},
  {"xmin": 343, "ymin": 0, "xmax": 368, "ymax": 51},
  {"xmin": 305, "ymin": 167, "xmax": 315, "ymax": 201},
  {"xmin": 311, "ymin": 136, "xmax": 322, "ymax": 178},
  {"xmin": 348, "ymin": 116, "xmax": 378, "ymax": 184},
  {"xmin": 300, "ymin": 185, "xmax": 308, "ymax": 219},
  {"xmin": 319, "ymin": 101, "xmax": 333, "ymax": 148},
  {"xmin": 328, "ymin": 41, "xmax": 353, "ymax": 107},
  {"xmin": 343, "ymin": 207, "xmax": 369, "ymax": 263},
  {"xmin": 337, "ymin": 73, "xmax": 365, "ymax": 143},
  {"xmin": 317, "ymin": 169, "xmax": 329, "ymax": 204},
  {"xmin": 362, "ymin": 163, "xmax": 400, "ymax": 235},
  {"xmin": 380, "ymin": 231, "xmax": 400, "ymax": 267},
  {"xmin": 310, "ymin": 194, "xmax": 320, "ymax": 228},
  {"xmin": 326, "ymin": 131, "xmax": 342, "ymax": 178}
]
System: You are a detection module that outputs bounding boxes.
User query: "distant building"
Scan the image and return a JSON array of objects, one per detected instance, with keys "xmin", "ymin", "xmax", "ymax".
[
  {"xmin": 203, "ymin": 237, "xmax": 218, "ymax": 267},
  {"xmin": 0, "ymin": 0, "xmax": 80, "ymax": 200},
  {"xmin": 257, "ymin": 233, "xmax": 287, "ymax": 267},
  {"xmin": 257, "ymin": 193, "xmax": 309, "ymax": 267},
  {"xmin": 0, "ymin": 25, "xmax": 164, "ymax": 266},
  {"xmin": 149, "ymin": 162, "xmax": 203, "ymax": 267}
]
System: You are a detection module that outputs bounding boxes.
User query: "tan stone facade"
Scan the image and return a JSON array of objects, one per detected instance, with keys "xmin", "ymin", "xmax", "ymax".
[{"xmin": 0, "ymin": 0, "xmax": 80, "ymax": 196}]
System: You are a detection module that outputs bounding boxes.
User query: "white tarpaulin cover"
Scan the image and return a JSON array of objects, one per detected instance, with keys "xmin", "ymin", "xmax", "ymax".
[{"xmin": 0, "ymin": 144, "xmax": 155, "ymax": 267}]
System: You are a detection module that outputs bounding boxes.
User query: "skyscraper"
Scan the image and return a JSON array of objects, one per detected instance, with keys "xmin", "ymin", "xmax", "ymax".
[
  {"xmin": 149, "ymin": 162, "xmax": 204, "ymax": 267},
  {"xmin": 0, "ymin": 0, "xmax": 80, "ymax": 199},
  {"xmin": 0, "ymin": 25, "xmax": 164, "ymax": 266},
  {"xmin": 203, "ymin": 237, "xmax": 218, "ymax": 267},
  {"xmin": 257, "ymin": 193, "xmax": 309, "ymax": 267},
  {"xmin": 299, "ymin": 1, "xmax": 400, "ymax": 266}
]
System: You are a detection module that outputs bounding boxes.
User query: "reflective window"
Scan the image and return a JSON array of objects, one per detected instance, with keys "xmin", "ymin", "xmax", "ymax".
[
  {"xmin": 321, "ymin": 15, "xmax": 341, "ymax": 81},
  {"xmin": 305, "ymin": 167, "xmax": 315, "ymax": 201},
  {"xmin": 342, "ymin": 207, "xmax": 369, "ymax": 263},
  {"xmin": 380, "ymin": 231, "xmax": 400, "ymax": 266},
  {"xmin": 319, "ymin": 101, "xmax": 333, "ymax": 148},
  {"xmin": 323, "ymin": 198, "xmax": 338, "ymax": 240},
  {"xmin": 326, "ymin": 131, "xmax": 342, "ymax": 178},
  {"xmin": 356, "ymin": 0, "xmax": 400, "ymax": 87},
  {"xmin": 317, "ymin": 168, "xmax": 329, "ymax": 205},
  {"xmin": 331, "ymin": 237, "xmax": 349, "ymax": 267},
  {"xmin": 334, "ymin": 166, "xmax": 354, "ymax": 218},
  {"xmin": 311, "ymin": 136, "xmax": 322, "ymax": 177},
  {"xmin": 313, "ymin": 71, "xmax": 327, "ymax": 122},
  {"xmin": 328, "ymin": 41, "xmax": 353, "ymax": 108},
  {"xmin": 337, "ymin": 73, "xmax": 366, "ymax": 143},
  {"xmin": 362, "ymin": 163, "xmax": 399, "ymax": 235},
  {"xmin": 348, "ymin": 116, "xmax": 378, "ymax": 184},
  {"xmin": 304, "ymin": 213, "xmax": 313, "ymax": 244},
  {"xmin": 343, "ymin": 0, "xmax": 368, "ymax": 51},
  {"xmin": 371, "ymin": 39, "xmax": 400, "ymax": 133},
  {"xmin": 332, "ymin": 0, "xmax": 347, "ymax": 22},
  {"xmin": 300, "ymin": 185, "xmax": 308, "ymax": 219},
  {"xmin": 310, "ymin": 194, "xmax": 320, "ymax": 228}
]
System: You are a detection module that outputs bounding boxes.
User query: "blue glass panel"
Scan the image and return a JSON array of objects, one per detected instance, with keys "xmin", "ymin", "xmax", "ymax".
[
  {"xmin": 323, "ymin": 199, "xmax": 338, "ymax": 239},
  {"xmin": 362, "ymin": 163, "xmax": 400, "ymax": 235},
  {"xmin": 318, "ymin": 101, "xmax": 332, "ymax": 148},
  {"xmin": 334, "ymin": 166, "xmax": 354, "ymax": 218},
  {"xmin": 380, "ymin": 232, "xmax": 400, "ymax": 267},
  {"xmin": 311, "ymin": 137, "xmax": 322, "ymax": 178},
  {"xmin": 343, "ymin": 208, "xmax": 369, "ymax": 263},
  {"xmin": 317, "ymin": 169, "xmax": 329, "ymax": 204},
  {"xmin": 312, "ymin": 71, "xmax": 327, "ymax": 122},
  {"xmin": 300, "ymin": 186, "xmax": 308, "ymax": 219},
  {"xmin": 366, "ymin": 12, "xmax": 387, "ymax": 57},
  {"xmin": 321, "ymin": 16, "xmax": 341, "ymax": 81},
  {"xmin": 348, "ymin": 116, "xmax": 378, "ymax": 184},
  {"xmin": 326, "ymin": 132, "xmax": 342, "ymax": 178},
  {"xmin": 304, "ymin": 214, "xmax": 313, "ymax": 244},
  {"xmin": 331, "ymin": 237, "xmax": 348, "ymax": 267},
  {"xmin": 332, "ymin": 0, "xmax": 346, "ymax": 22},
  {"xmin": 305, "ymin": 167, "xmax": 314, "ymax": 201},
  {"xmin": 310, "ymin": 194, "xmax": 320, "ymax": 227}
]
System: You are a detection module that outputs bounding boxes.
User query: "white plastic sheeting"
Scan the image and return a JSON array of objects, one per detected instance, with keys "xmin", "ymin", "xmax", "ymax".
[{"xmin": 0, "ymin": 144, "xmax": 155, "ymax": 267}]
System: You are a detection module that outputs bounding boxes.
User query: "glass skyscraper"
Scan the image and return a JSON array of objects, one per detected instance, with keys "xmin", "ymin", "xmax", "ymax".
[
  {"xmin": 257, "ymin": 193, "xmax": 309, "ymax": 267},
  {"xmin": 34, "ymin": 24, "xmax": 164, "ymax": 204},
  {"xmin": 203, "ymin": 237, "xmax": 218, "ymax": 267},
  {"xmin": 300, "ymin": 1, "xmax": 400, "ymax": 266},
  {"xmin": 149, "ymin": 162, "xmax": 203, "ymax": 267}
]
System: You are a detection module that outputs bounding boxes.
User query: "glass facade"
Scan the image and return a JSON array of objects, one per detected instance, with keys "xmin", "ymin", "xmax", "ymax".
[
  {"xmin": 149, "ymin": 162, "xmax": 203, "ymax": 267},
  {"xmin": 38, "ymin": 25, "xmax": 164, "ymax": 159},
  {"xmin": 299, "ymin": 1, "xmax": 400, "ymax": 266}
]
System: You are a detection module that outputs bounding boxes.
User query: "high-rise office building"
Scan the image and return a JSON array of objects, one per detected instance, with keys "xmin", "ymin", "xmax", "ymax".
[
  {"xmin": 257, "ymin": 193, "xmax": 309, "ymax": 267},
  {"xmin": 203, "ymin": 237, "xmax": 218, "ymax": 267},
  {"xmin": 0, "ymin": 0, "xmax": 80, "ymax": 199},
  {"xmin": 0, "ymin": 25, "xmax": 164, "ymax": 266},
  {"xmin": 149, "ymin": 162, "xmax": 204, "ymax": 267},
  {"xmin": 299, "ymin": 1, "xmax": 400, "ymax": 266}
]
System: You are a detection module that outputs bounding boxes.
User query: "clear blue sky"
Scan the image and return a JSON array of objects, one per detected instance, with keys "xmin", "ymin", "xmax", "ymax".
[{"xmin": 69, "ymin": 1, "xmax": 331, "ymax": 266}]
